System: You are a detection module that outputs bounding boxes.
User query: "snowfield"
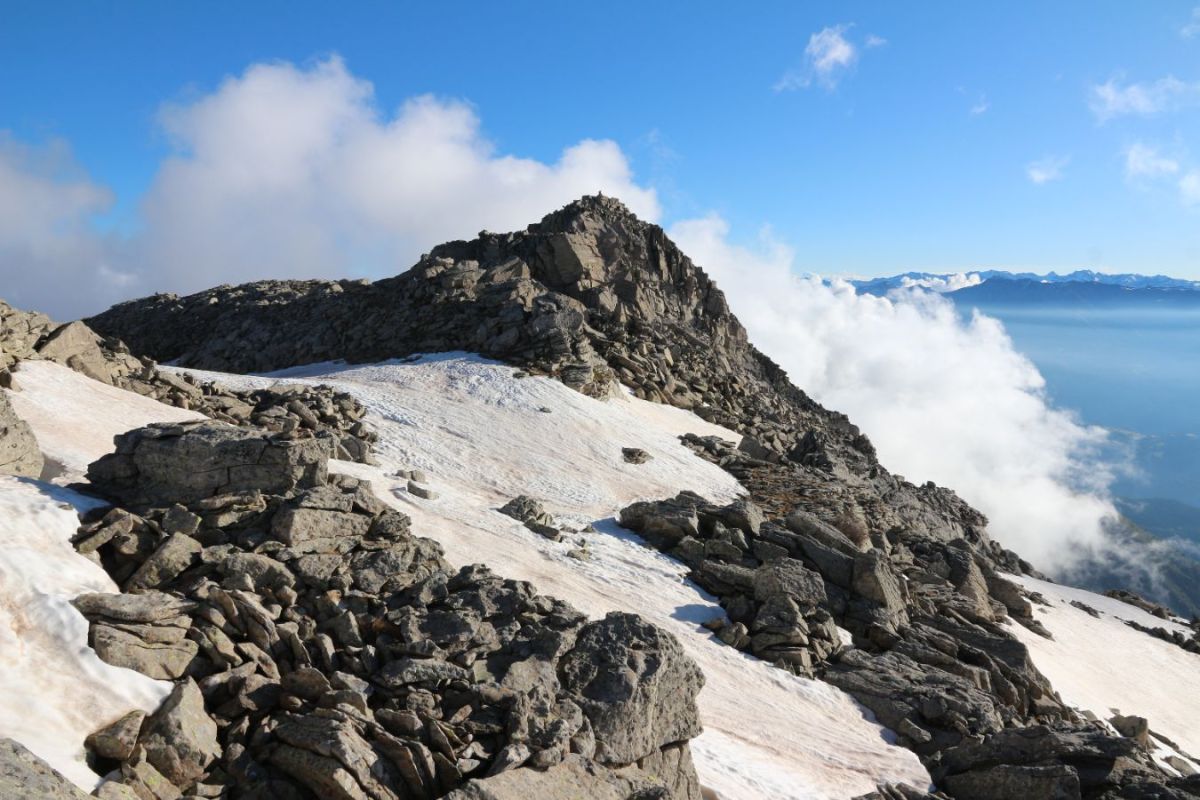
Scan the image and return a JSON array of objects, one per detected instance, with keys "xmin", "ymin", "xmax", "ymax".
[
  {"xmin": 0, "ymin": 361, "xmax": 201, "ymax": 787},
  {"xmin": 175, "ymin": 354, "xmax": 932, "ymax": 800},
  {"xmin": 0, "ymin": 476, "xmax": 171, "ymax": 789},
  {"xmin": 1004, "ymin": 573, "xmax": 1200, "ymax": 764},
  {"xmin": 21, "ymin": 352, "xmax": 1199, "ymax": 796},
  {"xmin": 7, "ymin": 359, "xmax": 202, "ymax": 479}
]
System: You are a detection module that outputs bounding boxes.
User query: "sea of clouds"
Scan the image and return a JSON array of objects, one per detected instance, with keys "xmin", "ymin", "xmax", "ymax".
[{"xmin": 0, "ymin": 56, "xmax": 1134, "ymax": 577}]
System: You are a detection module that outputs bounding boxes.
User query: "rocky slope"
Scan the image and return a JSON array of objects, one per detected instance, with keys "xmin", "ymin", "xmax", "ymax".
[
  {"xmin": 2, "ymin": 195, "xmax": 1198, "ymax": 798},
  {"xmin": 90, "ymin": 196, "xmax": 994, "ymax": 555},
  {"xmin": 57, "ymin": 418, "xmax": 706, "ymax": 799}
]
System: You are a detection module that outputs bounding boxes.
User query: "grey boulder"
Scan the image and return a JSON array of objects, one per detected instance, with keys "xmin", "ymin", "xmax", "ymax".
[{"xmin": 559, "ymin": 612, "xmax": 703, "ymax": 766}]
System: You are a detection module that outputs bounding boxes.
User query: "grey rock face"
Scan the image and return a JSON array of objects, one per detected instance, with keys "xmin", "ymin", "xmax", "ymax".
[
  {"xmin": 0, "ymin": 738, "xmax": 91, "ymax": 799},
  {"xmin": 559, "ymin": 612, "xmax": 703, "ymax": 766},
  {"xmin": 86, "ymin": 196, "xmax": 989, "ymax": 554},
  {"xmin": 87, "ymin": 420, "xmax": 331, "ymax": 506},
  {"xmin": 443, "ymin": 755, "xmax": 673, "ymax": 800},
  {"xmin": 137, "ymin": 679, "xmax": 221, "ymax": 788},
  {"xmin": 0, "ymin": 390, "xmax": 42, "ymax": 477}
]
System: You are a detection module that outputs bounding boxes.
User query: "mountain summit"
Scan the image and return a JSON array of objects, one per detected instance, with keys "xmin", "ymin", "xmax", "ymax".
[
  {"xmin": 0, "ymin": 194, "xmax": 1175, "ymax": 798},
  {"xmin": 91, "ymin": 196, "xmax": 987, "ymax": 541}
]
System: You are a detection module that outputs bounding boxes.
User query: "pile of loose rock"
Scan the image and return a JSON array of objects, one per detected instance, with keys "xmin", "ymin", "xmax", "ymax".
[
  {"xmin": 70, "ymin": 419, "xmax": 705, "ymax": 799},
  {"xmin": 74, "ymin": 196, "xmax": 1200, "ymax": 796},
  {"xmin": 620, "ymin": 467, "xmax": 1200, "ymax": 798},
  {"xmin": 619, "ymin": 491, "xmax": 843, "ymax": 676}
]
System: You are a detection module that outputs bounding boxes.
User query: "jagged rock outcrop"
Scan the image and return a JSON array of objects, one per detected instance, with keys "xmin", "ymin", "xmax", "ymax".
[
  {"xmin": 73, "ymin": 418, "xmax": 705, "ymax": 799},
  {"xmin": 0, "ymin": 390, "xmax": 43, "ymax": 477},
  {"xmin": 619, "ymin": 490, "xmax": 843, "ymax": 675}
]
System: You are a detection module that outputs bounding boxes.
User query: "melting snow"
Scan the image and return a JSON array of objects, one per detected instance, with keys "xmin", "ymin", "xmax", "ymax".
[
  {"xmin": 0, "ymin": 477, "xmax": 171, "ymax": 789},
  {"xmin": 7, "ymin": 359, "xmax": 202, "ymax": 480},
  {"xmin": 175, "ymin": 353, "xmax": 931, "ymax": 799},
  {"xmin": 1004, "ymin": 573, "xmax": 1200, "ymax": 759},
  {"xmin": 9, "ymin": 354, "xmax": 1198, "ymax": 794},
  {"xmin": 1, "ymin": 360, "xmax": 201, "ymax": 788}
]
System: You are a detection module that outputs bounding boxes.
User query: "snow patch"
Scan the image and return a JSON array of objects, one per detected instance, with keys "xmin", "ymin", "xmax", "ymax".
[
  {"xmin": 1005, "ymin": 574, "xmax": 1200, "ymax": 759},
  {"xmin": 0, "ymin": 477, "xmax": 171, "ymax": 789},
  {"xmin": 7, "ymin": 359, "xmax": 202, "ymax": 480},
  {"xmin": 176, "ymin": 354, "xmax": 932, "ymax": 799}
]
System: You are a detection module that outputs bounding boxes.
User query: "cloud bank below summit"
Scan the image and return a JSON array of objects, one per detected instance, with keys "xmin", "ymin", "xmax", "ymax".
[
  {"xmin": 669, "ymin": 216, "xmax": 1121, "ymax": 575},
  {"xmin": 1, "ymin": 56, "xmax": 1122, "ymax": 576}
]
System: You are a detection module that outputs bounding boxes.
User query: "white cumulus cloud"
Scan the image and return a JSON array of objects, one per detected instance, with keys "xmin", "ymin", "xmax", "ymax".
[
  {"xmin": 135, "ymin": 56, "xmax": 659, "ymax": 299},
  {"xmin": 776, "ymin": 24, "xmax": 860, "ymax": 91},
  {"xmin": 669, "ymin": 214, "xmax": 1120, "ymax": 574},
  {"xmin": 1089, "ymin": 76, "xmax": 1199, "ymax": 121},
  {"xmin": 1027, "ymin": 155, "xmax": 1069, "ymax": 184},
  {"xmin": 0, "ymin": 136, "xmax": 132, "ymax": 319},
  {"xmin": 1124, "ymin": 143, "xmax": 1180, "ymax": 178},
  {"xmin": 0, "ymin": 57, "xmax": 660, "ymax": 318}
]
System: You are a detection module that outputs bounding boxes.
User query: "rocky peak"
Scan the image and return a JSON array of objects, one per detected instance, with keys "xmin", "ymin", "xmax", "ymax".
[
  {"xmin": 407, "ymin": 193, "xmax": 742, "ymax": 344},
  {"xmin": 88, "ymin": 195, "xmax": 988, "ymax": 550}
]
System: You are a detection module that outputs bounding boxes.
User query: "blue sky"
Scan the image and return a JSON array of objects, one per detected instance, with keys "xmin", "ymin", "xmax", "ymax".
[{"xmin": 2, "ymin": 0, "xmax": 1200, "ymax": 313}]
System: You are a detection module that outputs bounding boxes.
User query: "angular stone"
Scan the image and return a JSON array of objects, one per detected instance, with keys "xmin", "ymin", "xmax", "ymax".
[
  {"xmin": 270, "ymin": 712, "xmax": 402, "ymax": 800},
  {"xmin": 375, "ymin": 657, "xmax": 471, "ymax": 688},
  {"xmin": 753, "ymin": 558, "xmax": 827, "ymax": 607},
  {"xmin": 90, "ymin": 625, "xmax": 198, "ymax": 680},
  {"xmin": 35, "ymin": 320, "xmax": 113, "ymax": 384},
  {"xmin": 445, "ymin": 755, "xmax": 679, "ymax": 800},
  {"xmin": 942, "ymin": 763, "xmax": 1081, "ymax": 800},
  {"xmin": 87, "ymin": 420, "xmax": 331, "ymax": 506},
  {"xmin": 272, "ymin": 506, "xmax": 371, "ymax": 554},
  {"xmin": 86, "ymin": 710, "xmax": 145, "ymax": 760},
  {"xmin": 219, "ymin": 552, "xmax": 296, "ymax": 594},
  {"xmin": 125, "ymin": 533, "xmax": 201, "ymax": 591},
  {"xmin": 138, "ymin": 679, "xmax": 221, "ymax": 787}
]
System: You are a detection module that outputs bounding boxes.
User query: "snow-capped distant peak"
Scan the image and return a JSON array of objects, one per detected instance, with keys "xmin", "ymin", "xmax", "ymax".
[{"xmin": 852, "ymin": 269, "xmax": 1200, "ymax": 296}]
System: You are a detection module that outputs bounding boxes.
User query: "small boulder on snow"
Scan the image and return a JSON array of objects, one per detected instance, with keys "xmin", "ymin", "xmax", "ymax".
[
  {"xmin": 499, "ymin": 495, "xmax": 561, "ymax": 540},
  {"xmin": 621, "ymin": 447, "xmax": 652, "ymax": 465}
]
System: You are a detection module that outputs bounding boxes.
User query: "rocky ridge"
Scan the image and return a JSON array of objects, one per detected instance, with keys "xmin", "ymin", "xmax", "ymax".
[
  {"xmin": 0, "ymin": 299, "xmax": 377, "ymax": 472},
  {"xmin": 70, "ymin": 419, "xmax": 706, "ymax": 799},
  {"xmin": 83, "ymin": 196, "xmax": 1200, "ymax": 798}
]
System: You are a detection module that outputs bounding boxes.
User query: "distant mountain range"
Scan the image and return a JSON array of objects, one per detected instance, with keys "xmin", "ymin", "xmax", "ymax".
[{"xmin": 853, "ymin": 269, "xmax": 1200, "ymax": 296}]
